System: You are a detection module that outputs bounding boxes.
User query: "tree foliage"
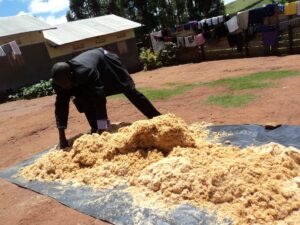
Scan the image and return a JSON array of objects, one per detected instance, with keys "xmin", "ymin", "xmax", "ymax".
[{"xmin": 66, "ymin": 0, "xmax": 225, "ymax": 32}]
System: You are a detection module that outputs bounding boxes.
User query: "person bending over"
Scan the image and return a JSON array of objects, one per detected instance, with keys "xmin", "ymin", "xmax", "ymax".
[{"xmin": 51, "ymin": 48, "xmax": 161, "ymax": 148}]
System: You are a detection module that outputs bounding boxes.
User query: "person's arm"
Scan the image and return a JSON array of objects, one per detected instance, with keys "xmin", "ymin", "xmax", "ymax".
[{"xmin": 53, "ymin": 84, "xmax": 71, "ymax": 148}]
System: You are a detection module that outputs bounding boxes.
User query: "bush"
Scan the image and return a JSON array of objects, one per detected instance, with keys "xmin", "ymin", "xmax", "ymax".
[
  {"xmin": 157, "ymin": 42, "xmax": 178, "ymax": 67},
  {"xmin": 139, "ymin": 43, "xmax": 178, "ymax": 71},
  {"xmin": 8, "ymin": 79, "xmax": 55, "ymax": 101},
  {"xmin": 139, "ymin": 48, "xmax": 162, "ymax": 71}
]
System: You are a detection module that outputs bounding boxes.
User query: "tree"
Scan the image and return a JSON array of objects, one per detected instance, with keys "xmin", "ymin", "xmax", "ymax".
[{"xmin": 65, "ymin": 0, "xmax": 225, "ymax": 44}]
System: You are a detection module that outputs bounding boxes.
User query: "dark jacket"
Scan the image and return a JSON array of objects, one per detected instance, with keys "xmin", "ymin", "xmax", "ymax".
[{"xmin": 53, "ymin": 48, "xmax": 135, "ymax": 129}]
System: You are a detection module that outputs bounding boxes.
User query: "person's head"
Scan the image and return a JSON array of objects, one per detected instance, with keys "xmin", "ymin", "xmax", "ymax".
[{"xmin": 51, "ymin": 62, "xmax": 73, "ymax": 90}]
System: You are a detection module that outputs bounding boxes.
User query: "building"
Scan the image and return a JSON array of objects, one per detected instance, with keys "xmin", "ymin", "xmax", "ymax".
[
  {"xmin": 43, "ymin": 14, "xmax": 142, "ymax": 73},
  {"xmin": 0, "ymin": 14, "xmax": 142, "ymax": 94},
  {"xmin": 0, "ymin": 15, "xmax": 54, "ymax": 93}
]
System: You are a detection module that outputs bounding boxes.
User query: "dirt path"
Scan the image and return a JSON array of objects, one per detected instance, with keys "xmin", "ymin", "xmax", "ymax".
[{"xmin": 1, "ymin": 55, "xmax": 300, "ymax": 225}]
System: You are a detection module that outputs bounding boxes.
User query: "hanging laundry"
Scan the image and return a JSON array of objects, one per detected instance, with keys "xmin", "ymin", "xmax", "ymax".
[
  {"xmin": 264, "ymin": 4, "xmax": 275, "ymax": 17},
  {"xmin": 184, "ymin": 36, "xmax": 197, "ymax": 47},
  {"xmin": 264, "ymin": 5, "xmax": 279, "ymax": 26},
  {"xmin": 10, "ymin": 41, "xmax": 21, "ymax": 56},
  {"xmin": 197, "ymin": 21, "xmax": 202, "ymax": 30},
  {"xmin": 278, "ymin": 4, "xmax": 285, "ymax": 13},
  {"xmin": 249, "ymin": 8, "xmax": 265, "ymax": 24},
  {"xmin": 212, "ymin": 17, "xmax": 218, "ymax": 26},
  {"xmin": 0, "ymin": 46, "xmax": 6, "ymax": 57},
  {"xmin": 202, "ymin": 22, "xmax": 211, "ymax": 40},
  {"xmin": 1, "ymin": 43, "xmax": 15, "ymax": 66},
  {"xmin": 237, "ymin": 10, "xmax": 249, "ymax": 30},
  {"xmin": 297, "ymin": 1, "xmax": 300, "ymax": 16},
  {"xmin": 206, "ymin": 18, "xmax": 212, "ymax": 26},
  {"xmin": 195, "ymin": 34, "xmax": 205, "ymax": 46},
  {"xmin": 284, "ymin": 2, "xmax": 297, "ymax": 16},
  {"xmin": 189, "ymin": 21, "xmax": 198, "ymax": 31},
  {"xmin": 258, "ymin": 25, "xmax": 273, "ymax": 33},
  {"xmin": 218, "ymin": 15, "xmax": 224, "ymax": 23},
  {"xmin": 200, "ymin": 19, "xmax": 206, "ymax": 27},
  {"xmin": 177, "ymin": 37, "xmax": 185, "ymax": 47},
  {"xmin": 9, "ymin": 41, "xmax": 24, "ymax": 65},
  {"xmin": 262, "ymin": 30, "xmax": 278, "ymax": 47},
  {"xmin": 150, "ymin": 31, "xmax": 165, "ymax": 53},
  {"xmin": 226, "ymin": 16, "xmax": 239, "ymax": 33}
]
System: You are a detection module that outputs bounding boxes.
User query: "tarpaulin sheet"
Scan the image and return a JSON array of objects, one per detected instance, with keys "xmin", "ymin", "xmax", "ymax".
[
  {"xmin": 1, "ymin": 124, "xmax": 300, "ymax": 225},
  {"xmin": 208, "ymin": 124, "xmax": 300, "ymax": 149}
]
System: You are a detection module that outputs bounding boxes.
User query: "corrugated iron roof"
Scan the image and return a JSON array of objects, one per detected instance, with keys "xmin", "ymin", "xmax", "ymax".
[
  {"xmin": 43, "ymin": 14, "xmax": 141, "ymax": 46},
  {"xmin": 0, "ymin": 15, "xmax": 55, "ymax": 37}
]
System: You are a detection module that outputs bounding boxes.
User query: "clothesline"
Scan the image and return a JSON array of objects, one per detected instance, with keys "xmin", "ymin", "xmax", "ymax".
[{"xmin": 150, "ymin": 1, "xmax": 300, "ymax": 53}]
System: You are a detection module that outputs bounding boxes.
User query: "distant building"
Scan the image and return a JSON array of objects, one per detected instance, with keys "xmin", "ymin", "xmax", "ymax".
[
  {"xmin": 43, "ymin": 14, "xmax": 142, "ymax": 73},
  {"xmin": 0, "ymin": 15, "xmax": 54, "ymax": 93},
  {"xmin": 0, "ymin": 14, "xmax": 142, "ymax": 94}
]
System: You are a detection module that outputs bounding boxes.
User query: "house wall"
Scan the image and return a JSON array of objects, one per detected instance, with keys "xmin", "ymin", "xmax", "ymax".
[
  {"xmin": 0, "ymin": 32, "xmax": 52, "ymax": 93},
  {"xmin": 48, "ymin": 30, "xmax": 142, "ymax": 73}
]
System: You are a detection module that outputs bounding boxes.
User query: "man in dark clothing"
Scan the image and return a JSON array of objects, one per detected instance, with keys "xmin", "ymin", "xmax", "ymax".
[{"xmin": 52, "ymin": 48, "xmax": 161, "ymax": 148}]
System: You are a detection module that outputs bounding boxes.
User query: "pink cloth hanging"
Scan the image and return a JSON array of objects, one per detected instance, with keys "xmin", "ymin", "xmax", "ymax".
[{"xmin": 195, "ymin": 34, "xmax": 205, "ymax": 45}]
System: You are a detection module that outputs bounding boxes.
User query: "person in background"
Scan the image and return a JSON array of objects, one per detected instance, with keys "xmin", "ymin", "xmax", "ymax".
[{"xmin": 51, "ymin": 48, "xmax": 161, "ymax": 149}]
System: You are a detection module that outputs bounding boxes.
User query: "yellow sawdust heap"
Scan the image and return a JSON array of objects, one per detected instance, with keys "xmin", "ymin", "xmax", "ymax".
[{"xmin": 20, "ymin": 114, "xmax": 300, "ymax": 225}]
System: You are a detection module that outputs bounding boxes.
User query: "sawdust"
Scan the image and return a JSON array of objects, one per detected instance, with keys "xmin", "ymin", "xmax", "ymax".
[
  {"xmin": 20, "ymin": 114, "xmax": 197, "ymax": 188},
  {"xmin": 20, "ymin": 114, "xmax": 300, "ymax": 225}
]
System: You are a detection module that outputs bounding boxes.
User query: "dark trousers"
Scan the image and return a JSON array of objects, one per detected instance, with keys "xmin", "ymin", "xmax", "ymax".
[{"xmin": 85, "ymin": 88, "xmax": 160, "ymax": 132}]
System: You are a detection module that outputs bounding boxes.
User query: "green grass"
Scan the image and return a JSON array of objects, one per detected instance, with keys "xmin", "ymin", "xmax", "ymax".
[
  {"xmin": 203, "ymin": 70, "xmax": 298, "ymax": 91},
  {"xmin": 139, "ymin": 84, "xmax": 196, "ymax": 100},
  {"xmin": 109, "ymin": 70, "xmax": 298, "ymax": 103},
  {"xmin": 225, "ymin": 0, "xmax": 274, "ymax": 14},
  {"xmin": 205, "ymin": 94, "xmax": 257, "ymax": 107},
  {"xmin": 108, "ymin": 83, "xmax": 199, "ymax": 101}
]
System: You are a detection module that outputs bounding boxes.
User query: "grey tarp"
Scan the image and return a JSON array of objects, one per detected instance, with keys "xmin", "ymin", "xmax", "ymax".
[{"xmin": 1, "ymin": 124, "xmax": 300, "ymax": 225}]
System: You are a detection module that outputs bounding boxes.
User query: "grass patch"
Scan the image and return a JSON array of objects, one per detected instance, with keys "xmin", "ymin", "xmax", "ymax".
[
  {"xmin": 108, "ymin": 83, "xmax": 199, "ymax": 101},
  {"xmin": 225, "ymin": 0, "xmax": 273, "ymax": 14},
  {"xmin": 205, "ymin": 94, "xmax": 257, "ymax": 107},
  {"xmin": 139, "ymin": 83, "xmax": 198, "ymax": 100},
  {"xmin": 203, "ymin": 70, "xmax": 298, "ymax": 91}
]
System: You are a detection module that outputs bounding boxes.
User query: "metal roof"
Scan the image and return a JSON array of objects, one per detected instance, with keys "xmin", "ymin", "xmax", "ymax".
[
  {"xmin": 0, "ymin": 15, "xmax": 55, "ymax": 37},
  {"xmin": 43, "ymin": 14, "xmax": 141, "ymax": 46}
]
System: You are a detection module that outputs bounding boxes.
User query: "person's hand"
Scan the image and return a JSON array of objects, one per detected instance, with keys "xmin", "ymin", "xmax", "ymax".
[{"xmin": 59, "ymin": 138, "xmax": 69, "ymax": 149}]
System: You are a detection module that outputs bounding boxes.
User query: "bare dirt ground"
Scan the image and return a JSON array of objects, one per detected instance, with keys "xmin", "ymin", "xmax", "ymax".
[{"xmin": 1, "ymin": 55, "xmax": 300, "ymax": 225}]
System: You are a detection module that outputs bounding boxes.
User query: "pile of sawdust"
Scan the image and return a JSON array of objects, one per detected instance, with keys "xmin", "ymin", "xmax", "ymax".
[
  {"xmin": 20, "ymin": 114, "xmax": 300, "ymax": 225},
  {"xmin": 20, "ymin": 114, "xmax": 197, "ymax": 188}
]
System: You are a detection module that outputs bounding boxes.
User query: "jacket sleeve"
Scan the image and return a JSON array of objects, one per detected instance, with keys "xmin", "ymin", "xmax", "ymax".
[{"xmin": 53, "ymin": 84, "xmax": 71, "ymax": 129}]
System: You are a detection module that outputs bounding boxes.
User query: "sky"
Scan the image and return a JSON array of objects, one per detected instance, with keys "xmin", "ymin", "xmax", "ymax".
[{"xmin": 0, "ymin": 0, "xmax": 236, "ymax": 25}]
